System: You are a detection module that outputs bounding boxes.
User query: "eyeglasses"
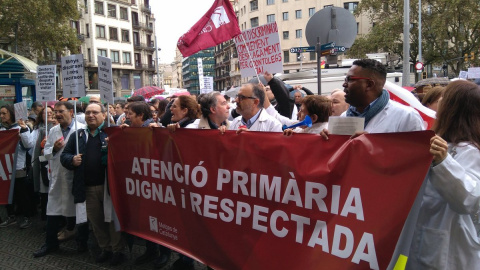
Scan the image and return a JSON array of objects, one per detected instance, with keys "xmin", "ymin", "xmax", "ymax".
[
  {"xmin": 85, "ymin": 111, "xmax": 101, "ymax": 115},
  {"xmin": 344, "ymin": 76, "xmax": 373, "ymax": 83},
  {"xmin": 236, "ymin": 94, "xmax": 257, "ymax": 101}
]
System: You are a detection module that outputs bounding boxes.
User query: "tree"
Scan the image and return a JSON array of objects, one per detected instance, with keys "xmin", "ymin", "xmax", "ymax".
[
  {"xmin": 348, "ymin": 0, "xmax": 480, "ymax": 76},
  {"xmin": 0, "ymin": 0, "xmax": 81, "ymax": 60}
]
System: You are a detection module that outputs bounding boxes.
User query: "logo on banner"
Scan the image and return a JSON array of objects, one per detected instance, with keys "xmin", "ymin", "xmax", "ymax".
[
  {"xmin": 211, "ymin": 6, "xmax": 230, "ymax": 28},
  {"xmin": 149, "ymin": 216, "xmax": 158, "ymax": 233}
]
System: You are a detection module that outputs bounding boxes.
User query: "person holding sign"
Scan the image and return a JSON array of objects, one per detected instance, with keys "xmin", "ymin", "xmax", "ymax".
[
  {"xmin": 406, "ymin": 80, "xmax": 480, "ymax": 269},
  {"xmin": 0, "ymin": 104, "xmax": 33, "ymax": 229}
]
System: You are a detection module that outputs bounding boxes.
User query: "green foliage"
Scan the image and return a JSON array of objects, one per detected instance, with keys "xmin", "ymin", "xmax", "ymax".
[
  {"xmin": 0, "ymin": 0, "xmax": 80, "ymax": 59},
  {"xmin": 348, "ymin": 0, "xmax": 480, "ymax": 75}
]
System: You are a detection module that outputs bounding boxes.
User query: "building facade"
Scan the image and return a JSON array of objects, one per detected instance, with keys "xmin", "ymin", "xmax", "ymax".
[
  {"xmin": 182, "ymin": 48, "xmax": 215, "ymax": 95},
  {"xmin": 76, "ymin": 0, "xmax": 157, "ymax": 97}
]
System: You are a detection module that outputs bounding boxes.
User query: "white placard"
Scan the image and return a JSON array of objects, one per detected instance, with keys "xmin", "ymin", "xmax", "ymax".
[
  {"xmin": 234, "ymin": 22, "xmax": 283, "ymax": 77},
  {"xmin": 14, "ymin": 101, "xmax": 28, "ymax": 121},
  {"xmin": 36, "ymin": 65, "xmax": 56, "ymax": 101},
  {"xmin": 97, "ymin": 56, "xmax": 114, "ymax": 104},
  {"xmin": 200, "ymin": 77, "xmax": 214, "ymax": 94},
  {"xmin": 197, "ymin": 58, "xmax": 204, "ymax": 90},
  {"xmin": 459, "ymin": 70, "xmax": 468, "ymax": 79},
  {"xmin": 467, "ymin": 67, "xmax": 480, "ymax": 79},
  {"xmin": 61, "ymin": 54, "xmax": 85, "ymax": 98},
  {"xmin": 327, "ymin": 116, "xmax": 365, "ymax": 135}
]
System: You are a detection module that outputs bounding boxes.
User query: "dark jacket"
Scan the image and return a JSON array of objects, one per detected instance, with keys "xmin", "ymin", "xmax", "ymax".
[
  {"xmin": 60, "ymin": 124, "xmax": 109, "ymax": 203},
  {"xmin": 268, "ymin": 77, "xmax": 295, "ymax": 118}
]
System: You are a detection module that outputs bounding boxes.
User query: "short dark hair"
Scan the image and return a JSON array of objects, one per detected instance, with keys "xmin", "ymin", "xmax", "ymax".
[
  {"xmin": 31, "ymin": 101, "xmax": 43, "ymax": 110},
  {"xmin": 352, "ymin": 59, "xmax": 387, "ymax": 80},
  {"xmin": 115, "ymin": 101, "xmax": 126, "ymax": 109},
  {"xmin": 251, "ymin": 83, "xmax": 265, "ymax": 108},
  {"xmin": 302, "ymin": 95, "xmax": 331, "ymax": 123},
  {"xmin": 128, "ymin": 101, "xmax": 151, "ymax": 121},
  {"xmin": 55, "ymin": 101, "xmax": 74, "ymax": 110},
  {"xmin": 198, "ymin": 92, "xmax": 221, "ymax": 118},
  {"xmin": 127, "ymin": 95, "xmax": 144, "ymax": 103}
]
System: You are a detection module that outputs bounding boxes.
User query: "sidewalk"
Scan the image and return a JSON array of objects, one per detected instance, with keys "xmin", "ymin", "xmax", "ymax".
[{"xmin": 0, "ymin": 208, "xmax": 207, "ymax": 270}]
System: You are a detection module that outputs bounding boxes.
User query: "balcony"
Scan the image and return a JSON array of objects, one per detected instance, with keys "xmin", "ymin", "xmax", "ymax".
[
  {"xmin": 135, "ymin": 62, "xmax": 143, "ymax": 69},
  {"xmin": 134, "ymin": 42, "xmax": 141, "ymax": 50},
  {"xmin": 147, "ymin": 64, "xmax": 156, "ymax": 71},
  {"xmin": 142, "ymin": 5, "xmax": 151, "ymax": 14},
  {"xmin": 77, "ymin": 34, "xmax": 85, "ymax": 41},
  {"xmin": 145, "ymin": 23, "xmax": 153, "ymax": 32},
  {"xmin": 132, "ymin": 21, "xmax": 141, "ymax": 29}
]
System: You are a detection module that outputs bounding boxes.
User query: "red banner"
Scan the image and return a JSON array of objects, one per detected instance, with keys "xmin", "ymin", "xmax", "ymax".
[
  {"xmin": 0, "ymin": 129, "xmax": 20, "ymax": 205},
  {"xmin": 177, "ymin": 0, "xmax": 241, "ymax": 57},
  {"xmin": 106, "ymin": 128, "xmax": 434, "ymax": 270}
]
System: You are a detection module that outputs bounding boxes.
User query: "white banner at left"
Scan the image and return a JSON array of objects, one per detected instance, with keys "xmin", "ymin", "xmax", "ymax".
[
  {"xmin": 36, "ymin": 65, "xmax": 56, "ymax": 101},
  {"xmin": 61, "ymin": 54, "xmax": 85, "ymax": 98}
]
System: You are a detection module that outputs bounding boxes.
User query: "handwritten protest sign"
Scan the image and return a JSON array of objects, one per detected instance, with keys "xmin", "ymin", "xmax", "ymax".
[
  {"xmin": 97, "ymin": 56, "xmax": 114, "ymax": 104},
  {"xmin": 234, "ymin": 22, "xmax": 283, "ymax": 77},
  {"xmin": 36, "ymin": 65, "xmax": 56, "ymax": 101},
  {"xmin": 61, "ymin": 54, "xmax": 85, "ymax": 98}
]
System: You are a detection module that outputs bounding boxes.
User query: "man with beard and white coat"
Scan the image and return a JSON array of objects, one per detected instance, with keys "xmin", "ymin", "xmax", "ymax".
[
  {"xmin": 33, "ymin": 101, "xmax": 88, "ymax": 258},
  {"xmin": 229, "ymin": 83, "xmax": 282, "ymax": 132}
]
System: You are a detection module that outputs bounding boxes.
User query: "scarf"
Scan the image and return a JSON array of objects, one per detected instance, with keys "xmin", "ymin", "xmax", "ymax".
[{"xmin": 346, "ymin": 89, "xmax": 390, "ymax": 128}]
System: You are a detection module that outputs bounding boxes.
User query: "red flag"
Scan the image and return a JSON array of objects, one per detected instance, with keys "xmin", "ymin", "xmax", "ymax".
[{"xmin": 177, "ymin": 0, "xmax": 241, "ymax": 57}]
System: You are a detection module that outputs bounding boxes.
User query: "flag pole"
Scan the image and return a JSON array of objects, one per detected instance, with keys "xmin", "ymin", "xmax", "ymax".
[
  {"xmin": 74, "ymin": 100, "xmax": 79, "ymax": 155},
  {"xmin": 239, "ymin": 34, "xmax": 261, "ymax": 83}
]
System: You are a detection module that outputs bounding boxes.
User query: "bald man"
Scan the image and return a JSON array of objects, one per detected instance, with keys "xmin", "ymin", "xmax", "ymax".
[{"xmin": 329, "ymin": 89, "xmax": 350, "ymax": 116}]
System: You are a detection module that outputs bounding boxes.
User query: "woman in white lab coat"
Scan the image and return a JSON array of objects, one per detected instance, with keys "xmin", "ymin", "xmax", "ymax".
[{"xmin": 407, "ymin": 80, "xmax": 480, "ymax": 269}]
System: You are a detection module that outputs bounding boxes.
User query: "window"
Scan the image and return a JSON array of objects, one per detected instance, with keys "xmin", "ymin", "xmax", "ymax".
[
  {"xmin": 84, "ymin": 0, "xmax": 88, "ymax": 13},
  {"xmin": 344, "ymin": 2, "xmax": 358, "ymax": 13},
  {"xmin": 109, "ymin": 27, "xmax": 118, "ymax": 40},
  {"xmin": 309, "ymin": 8, "xmax": 315, "ymax": 17},
  {"xmin": 250, "ymin": 17, "xmax": 259, "ymax": 28},
  {"xmin": 98, "ymin": 49, "xmax": 107, "ymax": 57},
  {"xmin": 296, "ymin": 29, "xmax": 302, "ymax": 38},
  {"xmin": 120, "ymin": 7, "xmax": 128, "ymax": 20},
  {"xmin": 283, "ymin": 31, "xmax": 289, "ymax": 39},
  {"xmin": 96, "ymin": 25, "xmax": 105, "ymax": 38},
  {"xmin": 85, "ymin": 23, "xmax": 90, "ymax": 37},
  {"xmin": 121, "ymin": 29, "xmax": 130, "ymax": 42},
  {"xmin": 250, "ymin": 0, "xmax": 258, "ymax": 11},
  {"xmin": 324, "ymin": 4, "xmax": 333, "ymax": 8},
  {"xmin": 267, "ymin": 14, "xmax": 275, "ymax": 23},
  {"xmin": 123, "ymin": 52, "xmax": 131, "ymax": 64},
  {"xmin": 111, "ymin": 51, "xmax": 120, "ymax": 63},
  {"xmin": 282, "ymin": 0, "xmax": 287, "ymax": 2},
  {"xmin": 108, "ymin": 4, "xmax": 116, "ymax": 17},
  {"xmin": 267, "ymin": 0, "xmax": 274, "ymax": 5},
  {"xmin": 94, "ymin": 1, "xmax": 104, "ymax": 15},
  {"xmin": 87, "ymin": 48, "xmax": 91, "ymax": 62},
  {"xmin": 282, "ymin": 12, "xmax": 288, "ymax": 21},
  {"xmin": 283, "ymin": 51, "xmax": 289, "ymax": 63},
  {"xmin": 295, "ymin": 10, "xmax": 302, "ymax": 19}
]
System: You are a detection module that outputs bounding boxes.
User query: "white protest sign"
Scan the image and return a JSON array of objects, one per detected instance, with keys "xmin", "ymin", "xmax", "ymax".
[
  {"xmin": 61, "ymin": 54, "xmax": 85, "ymax": 98},
  {"xmin": 459, "ymin": 70, "xmax": 468, "ymax": 79},
  {"xmin": 198, "ymin": 58, "xmax": 205, "ymax": 90},
  {"xmin": 200, "ymin": 77, "xmax": 214, "ymax": 94},
  {"xmin": 234, "ymin": 22, "xmax": 283, "ymax": 77},
  {"xmin": 97, "ymin": 56, "xmax": 114, "ymax": 104},
  {"xmin": 468, "ymin": 67, "xmax": 480, "ymax": 79},
  {"xmin": 14, "ymin": 101, "xmax": 28, "ymax": 121},
  {"xmin": 36, "ymin": 65, "xmax": 56, "ymax": 101}
]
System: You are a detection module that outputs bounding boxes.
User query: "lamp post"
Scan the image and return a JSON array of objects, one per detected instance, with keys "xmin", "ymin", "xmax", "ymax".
[{"xmin": 155, "ymin": 35, "xmax": 161, "ymax": 87}]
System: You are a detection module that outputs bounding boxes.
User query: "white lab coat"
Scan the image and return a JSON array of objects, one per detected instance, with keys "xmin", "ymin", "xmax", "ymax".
[
  {"xmin": 229, "ymin": 109, "xmax": 282, "ymax": 132},
  {"xmin": 407, "ymin": 142, "xmax": 480, "ymax": 269},
  {"xmin": 341, "ymin": 100, "xmax": 425, "ymax": 133},
  {"xmin": 44, "ymin": 121, "xmax": 85, "ymax": 217}
]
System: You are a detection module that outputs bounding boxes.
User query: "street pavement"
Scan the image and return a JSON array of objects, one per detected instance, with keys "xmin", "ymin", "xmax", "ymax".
[{"xmin": 0, "ymin": 207, "xmax": 208, "ymax": 270}]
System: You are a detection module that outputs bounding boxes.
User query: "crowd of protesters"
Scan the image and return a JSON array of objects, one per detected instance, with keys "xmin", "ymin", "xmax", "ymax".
[{"xmin": 0, "ymin": 58, "xmax": 479, "ymax": 269}]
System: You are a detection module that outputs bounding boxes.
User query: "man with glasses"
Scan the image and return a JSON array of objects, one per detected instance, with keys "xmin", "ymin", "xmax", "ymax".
[
  {"xmin": 34, "ymin": 101, "xmax": 88, "ymax": 258},
  {"xmin": 61, "ymin": 103, "xmax": 126, "ymax": 266},
  {"xmin": 229, "ymin": 83, "xmax": 282, "ymax": 132},
  {"xmin": 323, "ymin": 59, "xmax": 424, "ymax": 136}
]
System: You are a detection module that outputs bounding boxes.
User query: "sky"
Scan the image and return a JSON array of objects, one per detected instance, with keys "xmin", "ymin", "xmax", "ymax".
[{"xmin": 150, "ymin": 0, "xmax": 214, "ymax": 64}]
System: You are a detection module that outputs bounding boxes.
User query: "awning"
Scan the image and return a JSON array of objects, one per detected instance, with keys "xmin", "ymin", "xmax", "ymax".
[{"xmin": 0, "ymin": 49, "xmax": 38, "ymax": 79}]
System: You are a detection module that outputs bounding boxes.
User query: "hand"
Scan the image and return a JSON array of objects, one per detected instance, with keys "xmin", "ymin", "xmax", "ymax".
[
  {"xmin": 236, "ymin": 127, "xmax": 248, "ymax": 134},
  {"xmin": 263, "ymin": 71, "xmax": 273, "ymax": 83},
  {"xmin": 17, "ymin": 119, "xmax": 27, "ymax": 129},
  {"xmin": 72, "ymin": 154, "xmax": 83, "ymax": 167},
  {"xmin": 295, "ymin": 85, "xmax": 302, "ymax": 90},
  {"xmin": 167, "ymin": 123, "xmax": 180, "ymax": 133},
  {"xmin": 120, "ymin": 123, "xmax": 129, "ymax": 129},
  {"xmin": 350, "ymin": 131, "xmax": 368, "ymax": 139},
  {"xmin": 53, "ymin": 137, "xmax": 65, "ymax": 152},
  {"xmin": 219, "ymin": 125, "xmax": 227, "ymax": 134},
  {"xmin": 283, "ymin": 128, "xmax": 295, "ymax": 136},
  {"xmin": 320, "ymin": 128, "xmax": 330, "ymax": 140},
  {"xmin": 148, "ymin": 123, "xmax": 160, "ymax": 129},
  {"xmin": 430, "ymin": 135, "xmax": 448, "ymax": 164}
]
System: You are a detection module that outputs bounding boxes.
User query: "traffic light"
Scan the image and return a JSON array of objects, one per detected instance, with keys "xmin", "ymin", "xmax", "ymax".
[
  {"xmin": 471, "ymin": 52, "xmax": 475, "ymax": 60},
  {"xmin": 465, "ymin": 53, "xmax": 469, "ymax": 62},
  {"xmin": 422, "ymin": 71, "xmax": 427, "ymax": 79}
]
